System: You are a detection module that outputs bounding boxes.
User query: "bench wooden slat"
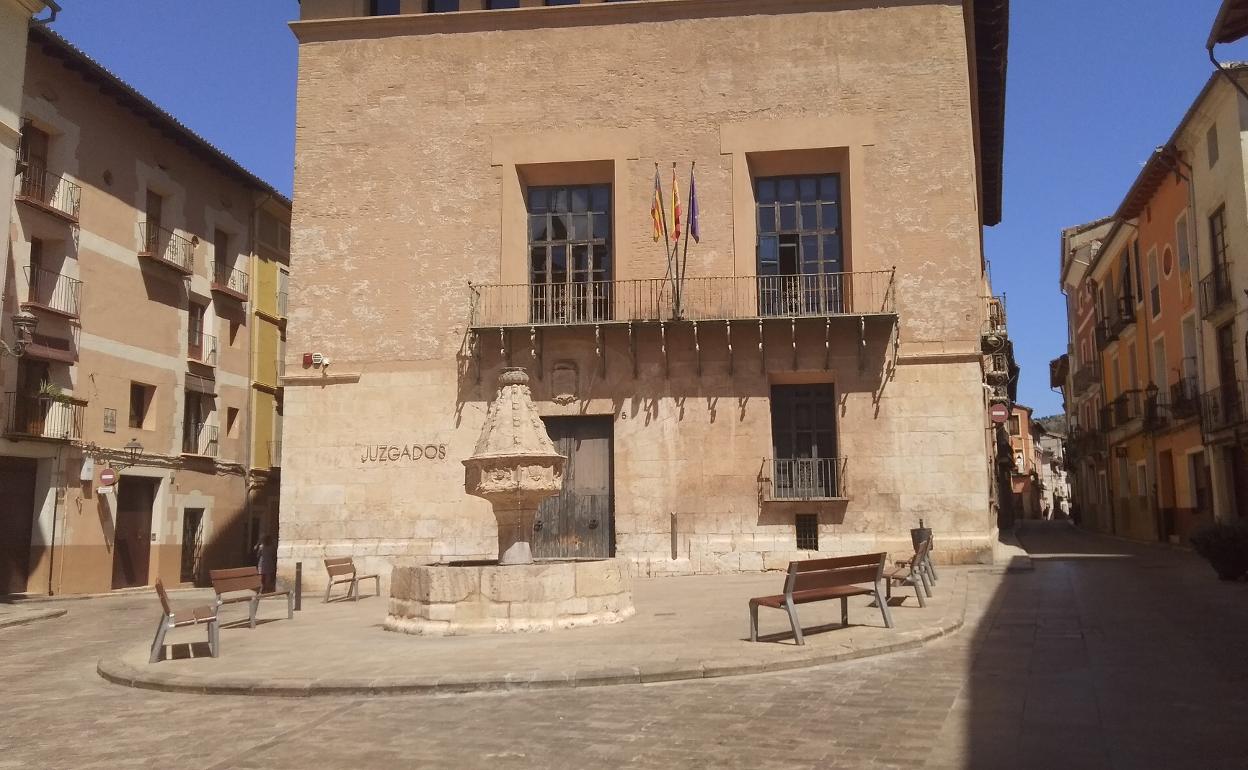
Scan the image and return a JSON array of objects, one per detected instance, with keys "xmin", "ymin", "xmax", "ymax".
[
  {"xmin": 791, "ymin": 564, "xmax": 881, "ymax": 592},
  {"xmin": 212, "ymin": 575, "xmax": 262, "ymax": 594},
  {"xmin": 791, "ymin": 553, "xmax": 885, "ymax": 572}
]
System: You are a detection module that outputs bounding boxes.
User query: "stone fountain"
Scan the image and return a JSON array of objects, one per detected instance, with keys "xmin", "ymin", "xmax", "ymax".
[{"xmin": 384, "ymin": 368, "xmax": 634, "ymax": 635}]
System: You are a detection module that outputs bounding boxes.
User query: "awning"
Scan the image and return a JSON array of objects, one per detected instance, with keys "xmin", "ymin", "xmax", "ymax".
[
  {"xmin": 186, "ymin": 373, "xmax": 216, "ymax": 396},
  {"xmin": 23, "ymin": 340, "xmax": 76, "ymax": 364}
]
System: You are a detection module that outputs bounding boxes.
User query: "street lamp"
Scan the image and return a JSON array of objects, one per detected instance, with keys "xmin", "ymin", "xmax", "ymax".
[
  {"xmin": 0, "ymin": 311, "xmax": 38, "ymax": 357},
  {"xmin": 121, "ymin": 438, "xmax": 144, "ymax": 469}
]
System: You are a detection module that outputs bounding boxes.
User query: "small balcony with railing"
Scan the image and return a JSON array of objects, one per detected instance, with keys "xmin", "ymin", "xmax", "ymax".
[
  {"xmin": 138, "ymin": 222, "xmax": 195, "ymax": 274},
  {"xmin": 1072, "ymin": 365, "xmax": 1101, "ymax": 395},
  {"xmin": 1169, "ymin": 375, "xmax": 1200, "ymax": 423},
  {"xmin": 1102, "ymin": 389, "xmax": 1146, "ymax": 436},
  {"xmin": 759, "ymin": 457, "xmax": 848, "ymax": 502},
  {"xmin": 470, "ymin": 271, "xmax": 897, "ymax": 328},
  {"xmin": 3, "ymin": 392, "xmax": 85, "ymax": 441},
  {"xmin": 1201, "ymin": 381, "xmax": 1248, "ymax": 435},
  {"xmin": 187, "ymin": 332, "xmax": 217, "ymax": 368},
  {"xmin": 181, "ymin": 423, "xmax": 219, "ymax": 458},
  {"xmin": 1142, "ymin": 388, "xmax": 1168, "ymax": 434},
  {"xmin": 15, "ymin": 160, "xmax": 81, "ymax": 223},
  {"xmin": 211, "ymin": 262, "xmax": 249, "ymax": 301},
  {"xmin": 20, "ymin": 265, "xmax": 82, "ymax": 320},
  {"xmin": 1200, "ymin": 262, "xmax": 1234, "ymax": 320}
]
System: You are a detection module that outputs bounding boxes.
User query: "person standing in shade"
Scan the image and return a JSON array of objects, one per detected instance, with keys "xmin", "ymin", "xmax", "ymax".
[{"xmin": 255, "ymin": 535, "xmax": 278, "ymax": 592}]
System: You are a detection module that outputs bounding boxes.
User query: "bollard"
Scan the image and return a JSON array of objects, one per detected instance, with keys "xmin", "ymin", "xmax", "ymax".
[{"xmin": 294, "ymin": 561, "xmax": 302, "ymax": 611}]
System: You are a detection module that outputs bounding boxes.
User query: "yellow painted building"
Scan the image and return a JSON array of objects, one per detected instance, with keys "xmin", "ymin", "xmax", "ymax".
[{"xmin": 246, "ymin": 203, "xmax": 290, "ymax": 542}]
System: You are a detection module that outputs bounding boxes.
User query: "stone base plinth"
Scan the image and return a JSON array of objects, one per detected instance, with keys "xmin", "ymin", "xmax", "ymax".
[{"xmin": 384, "ymin": 558, "xmax": 635, "ymax": 636}]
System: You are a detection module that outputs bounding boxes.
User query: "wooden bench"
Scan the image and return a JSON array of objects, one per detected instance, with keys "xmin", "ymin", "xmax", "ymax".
[
  {"xmin": 324, "ymin": 557, "xmax": 380, "ymax": 602},
  {"xmin": 748, "ymin": 552, "xmax": 892, "ymax": 645},
  {"xmin": 884, "ymin": 535, "xmax": 933, "ymax": 607},
  {"xmin": 209, "ymin": 566, "xmax": 293, "ymax": 628},
  {"xmin": 149, "ymin": 578, "xmax": 219, "ymax": 663}
]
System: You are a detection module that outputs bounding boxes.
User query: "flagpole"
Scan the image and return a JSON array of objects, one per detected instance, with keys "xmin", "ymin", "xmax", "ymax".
[
  {"xmin": 656, "ymin": 161, "xmax": 674, "ymax": 282},
  {"xmin": 672, "ymin": 162, "xmax": 683, "ymax": 319},
  {"xmin": 678, "ymin": 160, "xmax": 695, "ymax": 320}
]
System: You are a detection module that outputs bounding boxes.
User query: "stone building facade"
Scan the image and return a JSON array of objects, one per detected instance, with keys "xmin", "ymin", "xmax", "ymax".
[
  {"xmin": 281, "ymin": 0, "xmax": 1010, "ymax": 587},
  {"xmin": 1, "ymin": 27, "xmax": 289, "ymax": 595}
]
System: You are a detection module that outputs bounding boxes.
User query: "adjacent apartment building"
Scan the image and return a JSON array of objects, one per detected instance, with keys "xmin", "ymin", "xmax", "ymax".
[
  {"xmin": 1055, "ymin": 66, "xmax": 1248, "ymax": 542},
  {"xmin": 280, "ymin": 0, "xmax": 1010, "ymax": 587},
  {"xmin": 0, "ymin": 26, "xmax": 289, "ymax": 595}
]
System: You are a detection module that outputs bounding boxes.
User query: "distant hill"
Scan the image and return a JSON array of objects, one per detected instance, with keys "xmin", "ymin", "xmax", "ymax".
[{"xmin": 1034, "ymin": 414, "xmax": 1067, "ymax": 435}]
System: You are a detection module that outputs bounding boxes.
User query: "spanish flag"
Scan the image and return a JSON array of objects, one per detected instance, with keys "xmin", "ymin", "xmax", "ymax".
[
  {"xmin": 671, "ymin": 165, "xmax": 682, "ymax": 244},
  {"xmin": 651, "ymin": 167, "xmax": 665, "ymax": 242}
]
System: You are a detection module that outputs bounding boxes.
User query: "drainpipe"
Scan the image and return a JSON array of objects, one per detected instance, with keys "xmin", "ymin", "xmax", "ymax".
[
  {"xmin": 1208, "ymin": 47, "xmax": 1248, "ymax": 104},
  {"xmin": 47, "ymin": 442, "xmax": 64, "ymax": 595},
  {"xmin": 30, "ymin": 1, "xmax": 61, "ymax": 26}
]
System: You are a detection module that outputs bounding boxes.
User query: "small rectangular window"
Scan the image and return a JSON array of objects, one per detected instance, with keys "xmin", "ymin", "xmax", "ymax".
[
  {"xmin": 370, "ymin": 0, "xmax": 401, "ymax": 14},
  {"xmin": 214, "ymin": 228, "xmax": 230, "ymax": 269},
  {"xmin": 427, "ymin": 0, "xmax": 458, "ymax": 10},
  {"xmin": 486, "ymin": 0, "xmax": 519, "ymax": 6},
  {"xmin": 1008, "ymin": 415, "xmax": 1021, "ymax": 435},
  {"xmin": 226, "ymin": 407, "xmax": 240, "ymax": 438},
  {"xmin": 795, "ymin": 514, "xmax": 819, "ymax": 551},
  {"xmin": 545, "ymin": 0, "xmax": 580, "ymax": 5},
  {"xmin": 1207, "ymin": 123, "xmax": 1219, "ymax": 167},
  {"xmin": 129, "ymin": 383, "xmax": 153, "ymax": 429},
  {"xmin": 1176, "ymin": 213, "xmax": 1190, "ymax": 273},
  {"xmin": 1148, "ymin": 247, "xmax": 1160, "ymax": 318}
]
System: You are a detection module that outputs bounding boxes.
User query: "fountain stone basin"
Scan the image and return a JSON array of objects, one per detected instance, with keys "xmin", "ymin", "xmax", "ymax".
[{"xmin": 384, "ymin": 559, "xmax": 635, "ymax": 636}]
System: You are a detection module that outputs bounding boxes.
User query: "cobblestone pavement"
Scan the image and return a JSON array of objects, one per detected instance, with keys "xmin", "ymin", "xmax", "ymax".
[{"xmin": 3, "ymin": 523, "xmax": 1247, "ymax": 769}]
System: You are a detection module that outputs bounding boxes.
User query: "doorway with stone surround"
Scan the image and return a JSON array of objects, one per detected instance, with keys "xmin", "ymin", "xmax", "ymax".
[{"xmin": 534, "ymin": 416, "xmax": 613, "ymax": 559}]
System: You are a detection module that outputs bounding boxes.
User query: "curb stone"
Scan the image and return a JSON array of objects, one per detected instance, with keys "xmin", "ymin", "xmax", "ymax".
[
  {"xmin": 0, "ymin": 607, "xmax": 67, "ymax": 630},
  {"xmin": 96, "ymin": 576, "xmax": 969, "ymax": 698}
]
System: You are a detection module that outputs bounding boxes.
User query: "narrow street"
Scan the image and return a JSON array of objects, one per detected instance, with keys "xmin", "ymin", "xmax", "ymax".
[{"xmin": 2, "ymin": 522, "xmax": 1246, "ymax": 769}]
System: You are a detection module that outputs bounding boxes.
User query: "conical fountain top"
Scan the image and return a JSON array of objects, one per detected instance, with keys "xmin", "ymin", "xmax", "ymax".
[{"xmin": 467, "ymin": 367, "xmax": 562, "ymax": 461}]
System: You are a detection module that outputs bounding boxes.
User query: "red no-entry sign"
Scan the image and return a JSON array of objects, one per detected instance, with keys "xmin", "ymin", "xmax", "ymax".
[
  {"xmin": 989, "ymin": 403, "xmax": 1010, "ymax": 424},
  {"xmin": 99, "ymin": 468, "xmax": 117, "ymax": 487}
]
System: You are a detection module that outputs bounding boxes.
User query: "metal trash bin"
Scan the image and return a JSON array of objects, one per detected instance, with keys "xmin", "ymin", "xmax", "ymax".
[{"xmin": 910, "ymin": 519, "xmax": 933, "ymax": 550}]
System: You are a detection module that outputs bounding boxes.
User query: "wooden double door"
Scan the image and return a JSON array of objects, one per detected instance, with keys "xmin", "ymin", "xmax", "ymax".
[
  {"xmin": 0, "ymin": 458, "xmax": 38, "ymax": 594},
  {"xmin": 112, "ymin": 478, "xmax": 159, "ymax": 589},
  {"xmin": 534, "ymin": 417, "xmax": 614, "ymax": 559}
]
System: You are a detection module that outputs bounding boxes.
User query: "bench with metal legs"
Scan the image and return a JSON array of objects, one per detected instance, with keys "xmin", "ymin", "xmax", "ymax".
[
  {"xmin": 149, "ymin": 578, "xmax": 219, "ymax": 663},
  {"xmin": 323, "ymin": 557, "xmax": 380, "ymax": 602},
  {"xmin": 748, "ymin": 553, "xmax": 892, "ymax": 645},
  {"xmin": 885, "ymin": 536, "xmax": 934, "ymax": 607},
  {"xmin": 209, "ymin": 566, "xmax": 294, "ymax": 628}
]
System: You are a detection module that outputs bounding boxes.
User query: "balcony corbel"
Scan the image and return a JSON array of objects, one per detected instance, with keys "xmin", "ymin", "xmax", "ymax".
[{"xmin": 693, "ymin": 321, "xmax": 702, "ymax": 377}]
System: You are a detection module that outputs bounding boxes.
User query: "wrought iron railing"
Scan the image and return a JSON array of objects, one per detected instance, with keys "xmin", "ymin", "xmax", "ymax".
[
  {"xmin": 182, "ymin": 423, "xmax": 219, "ymax": 456},
  {"xmin": 469, "ymin": 271, "xmax": 897, "ymax": 328},
  {"xmin": 1170, "ymin": 376, "xmax": 1200, "ymax": 421},
  {"xmin": 23, "ymin": 266, "xmax": 82, "ymax": 318},
  {"xmin": 762, "ymin": 457, "xmax": 847, "ymax": 501},
  {"xmin": 1066, "ymin": 427, "xmax": 1105, "ymax": 459},
  {"xmin": 212, "ymin": 262, "xmax": 249, "ymax": 298},
  {"xmin": 188, "ymin": 332, "xmax": 217, "ymax": 367},
  {"xmin": 1201, "ymin": 381, "xmax": 1248, "ymax": 434},
  {"xmin": 3, "ymin": 392, "xmax": 85, "ymax": 440},
  {"xmin": 1072, "ymin": 365, "xmax": 1100, "ymax": 394},
  {"xmin": 17, "ymin": 160, "xmax": 81, "ymax": 220},
  {"xmin": 1109, "ymin": 297, "xmax": 1136, "ymax": 336},
  {"xmin": 1200, "ymin": 262, "xmax": 1234, "ymax": 318},
  {"xmin": 982, "ymin": 295, "xmax": 1007, "ymax": 335},
  {"xmin": 139, "ymin": 222, "xmax": 195, "ymax": 273},
  {"xmin": 1101, "ymin": 389, "xmax": 1146, "ymax": 431},
  {"xmin": 1143, "ymin": 391, "xmax": 1168, "ymax": 433}
]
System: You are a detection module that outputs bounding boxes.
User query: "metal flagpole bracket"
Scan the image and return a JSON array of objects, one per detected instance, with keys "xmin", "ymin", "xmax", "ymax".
[
  {"xmin": 595, "ymin": 324, "xmax": 605, "ymax": 377},
  {"xmin": 858, "ymin": 316, "xmax": 867, "ymax": 373},
  {"xmin": 758, "ymin": 319, "xmax": 765, "ymax": 373},
  {"xmin": 824, "ymin": 317, "xmax": 832, "ymax": 370},
  {"xmin": 661, "ymin": 321, "xmax": 670, "ymax": 379},
  {"xmin": 693, "ymin": 320, "xmax": 702, "ymax": 377},
  {"xmin": 791, "ymin": 317, "xmax": 798, "ymax": 370},
  {"xmin": 727, "ymin": 321, "xmax": 734, "ymax": 376},
  {"xmin": 530, "ymin": 326, "xmax": 542, "ymax": 379}
]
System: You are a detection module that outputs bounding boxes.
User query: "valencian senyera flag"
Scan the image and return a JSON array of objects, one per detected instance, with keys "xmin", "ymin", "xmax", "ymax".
[
  {"xmin": 651, "ymin": 166, "xmax": 664, "ymax": 242},
  {"xmin": 671, "ymin": 165, "xmax": 682, "ymax": 243},
  {"xmin": 688, "ymin": 165, "xmax": 700, "ymax": 243}
]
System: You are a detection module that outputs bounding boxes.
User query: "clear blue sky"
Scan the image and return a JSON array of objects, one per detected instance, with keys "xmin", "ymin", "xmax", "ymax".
[{"xmin": 47, "ymin": 1, "xmax": 1248, "ymax": 418}]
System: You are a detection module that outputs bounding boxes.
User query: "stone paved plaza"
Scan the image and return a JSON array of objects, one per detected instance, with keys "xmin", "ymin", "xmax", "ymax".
[{"xmin": 3, "ymin": 523, "xmax": 1248, "ymax": 769}]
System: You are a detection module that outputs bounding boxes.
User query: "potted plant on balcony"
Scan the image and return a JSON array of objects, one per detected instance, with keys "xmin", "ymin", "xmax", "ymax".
[
  {"xmin": 1189, "ymin": 520, "xmax": 1248, "ymax": 581},
  {"xmin": 37, "ymin": 379, "xmax": 72, "ymax": 404}
]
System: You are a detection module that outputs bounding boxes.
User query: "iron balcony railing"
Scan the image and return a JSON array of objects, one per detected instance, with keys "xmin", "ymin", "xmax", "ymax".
[
  {"xmin": 982, "ymin": 295, "xmax": 1007, "ymax": 335},
  {"xmin": 212, "ymin": 262, "xmax": 249, "ymax": 299},
  {"xmin": 17, "ymin": 160, "xmax": 81, "ymax": 221},
  {"xmin": 139, "ymin": 222, "xmax": 195, "ymax": 273},
  {"xmin": 469, "ymin": 271, "xmax": 897, "ymax": 328},
  {"xmin": 268, "ymin": 440, "xmax": 282, "ymax": 468},
  {"xmin": 1109, "ymin": 296, "xmax": 1136, "ymax": 337},
  {"xmin": 188, "ymin": 332, "xmax": 217, "ymax": 367},
  {"xmin": 1066, "ymin": 427, "xmax": 1106, "ymax": 460},
  {"xmin": 1143, "ymin": 391, "xmax": 1168, "ymax": 433},
  {"xmin": 1072, "ymin": 365, "xmax": 1101, "ymax": 394},
  {"xmin": 182, "ymin": 423, "xmax": 219, "ymax": 456},
  {"xmin": 1170, "ymin": 376, "xmax": 1200, "ymax": 421},
  {"xmin": 1200, "ymin": 262, "xmax": 1234, "ymax": 319},
  {"xmin": 22, "ymin": 265, "xmax": 82, "ymax": 318},
  {"xmin": 1201, "ymin": 381, "xmax": 1248, "ymax": 434},
  {"xmin": 3, "ymin": 392, "xmax": 85, "ymax": 441},
  {"xmin": 761, "ymin": 457, "xmax": 848, "ymax": 501},
  {"xmin": 1101, "ymin": 389, "xmax": 1146, "ymax": 432}
]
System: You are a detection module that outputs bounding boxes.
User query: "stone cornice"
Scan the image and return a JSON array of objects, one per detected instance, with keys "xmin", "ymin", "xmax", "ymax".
[
  {"xmin": 280, "ymin": 372, "xmax": 362, "ymax": 386},
  {"xmin": 291, "ymin": 0, "xmax": 920, "ymax": 44}
]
